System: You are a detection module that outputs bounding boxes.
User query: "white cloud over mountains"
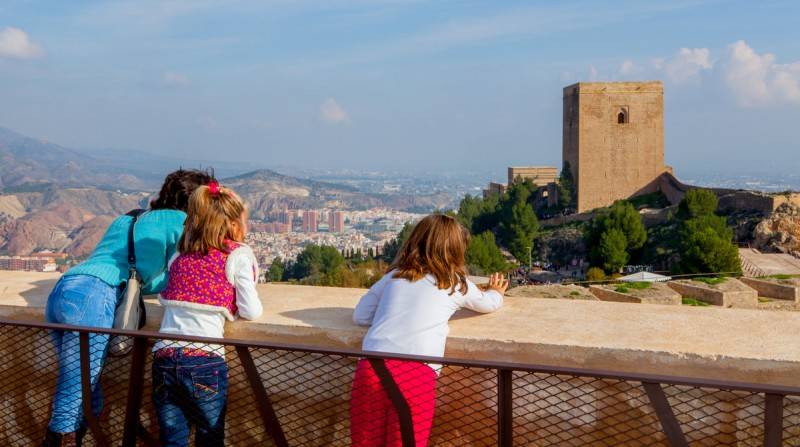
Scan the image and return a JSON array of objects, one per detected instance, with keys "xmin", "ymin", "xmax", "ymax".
[
  {"xmin": 0, "ymin": 27, "xmax": 44, "ymax": 59},
  {"xmin": 611, "ymin": 41, "xmax": 800, "ymax": 107},
  {"xmin": 320, "ymin": 98, "xmax": 350, "ymax": 124}
]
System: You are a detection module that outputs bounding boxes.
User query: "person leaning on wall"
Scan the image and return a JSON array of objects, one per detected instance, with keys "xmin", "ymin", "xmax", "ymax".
[{"xmin": 42, "ymin": 168, "xmax": 215, "ymax": 447}]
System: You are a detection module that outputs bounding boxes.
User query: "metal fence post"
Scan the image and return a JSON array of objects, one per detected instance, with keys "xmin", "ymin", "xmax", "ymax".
[
  {"xmin": 79, "ymin": 332, "xmax": 110, "ymax": 447},
  {"xmin": 236, "ymin": 345, "xmax": 289, "ymax": 447},
  {"xmin": 497, "ymin": 369, "xmax": 513, "ymax": 447},
  {"xmin": 764, "ymin": 393, "xmax": 784, "ymax": 447},
  {"xmin": 642, "ymin": 382, "xmax": 688, "ymax": 447},
  {"xmin": 122, "ymin": 337, "xmax": 148, "ymax": 447}
]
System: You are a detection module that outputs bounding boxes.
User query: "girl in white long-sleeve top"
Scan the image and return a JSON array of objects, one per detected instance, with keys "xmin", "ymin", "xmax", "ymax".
[
  {"xmin": 350, "ymin": 214, "xmax": 508, "ymax": 447},
  {"xmin": 153, "ymin": 182, "xmax": 263, "ymax": 447}
]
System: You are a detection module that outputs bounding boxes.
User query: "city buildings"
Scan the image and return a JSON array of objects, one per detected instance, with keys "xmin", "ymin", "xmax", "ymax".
[
  {"xmin": 301, "ymin": 210, "xmax": 318, "ymax": 233},
  {"xmin": 328, "ymin": 210, "xmax": 345, "ymax": 233},
  {"xmin": 0, "ymin": 255, "xmax": 61, "ymax": 272}
]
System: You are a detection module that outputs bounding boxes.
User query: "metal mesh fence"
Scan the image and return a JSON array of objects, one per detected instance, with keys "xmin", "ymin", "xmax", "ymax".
[{"xmin": 0, "ymin": 321, "xmax": 798, "ymax": 446}]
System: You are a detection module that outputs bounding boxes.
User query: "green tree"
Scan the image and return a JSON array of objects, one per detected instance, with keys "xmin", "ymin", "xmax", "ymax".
[
  {"xmin": 466, "ymin": 231, "xmax": 510, "ymax": 275},
  {"xmin": 598, "ymin": 228, "xmax": 629, "ymax": 273},
  {"xmin": 288, "ymin": 244, "xmax": 346, "ymax": 284},
  {"xmin": 678, "ymin": 188, "xmax": 718, "ymax": 219},
  {"xmin": 585, "ymin": 200, "xmax": 646, "ymax": 272},
  {"xmin": 502, "ymin": 201, "xmax": 540, "ymax": 266},
  {"xmin": 678, "ymin": 214, "xmax": 741, "ymax": 274},
  {"xmin": 586, "ymin": 267, "xmax": 606, "ymax": 282},
  {"xmin": 382, "ymin": 222, "xmax": 415, "ymax": 262},
  {"xmin": 267, "ymin": 257, "xmax": 284, "ymax": 282},
  {"xmin": 557, "ymin": 161, "xmax": 576, "ymax": 209}
]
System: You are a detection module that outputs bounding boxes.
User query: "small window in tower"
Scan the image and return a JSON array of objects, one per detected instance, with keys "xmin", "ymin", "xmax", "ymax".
[{"xmin": 617, "ymin": 107, "xmax": 629, "ymax": 124}]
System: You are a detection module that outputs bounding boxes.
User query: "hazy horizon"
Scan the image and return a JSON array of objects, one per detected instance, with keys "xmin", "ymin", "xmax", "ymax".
[{"xmin": 1, "ymin": 0, "xmax": 799, "ymax": 176}]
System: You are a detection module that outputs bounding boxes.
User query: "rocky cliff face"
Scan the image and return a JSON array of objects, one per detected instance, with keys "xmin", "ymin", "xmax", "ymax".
[
  {"xmin": 753, "ymin": 203, "xmax": 800, "ymax": 255},
  {"xmin": 0, "ymin": 189, "xmax": 144, "ymax": 257}
]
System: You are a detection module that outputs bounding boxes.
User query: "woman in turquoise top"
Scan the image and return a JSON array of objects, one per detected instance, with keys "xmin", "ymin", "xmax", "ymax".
[{"xmin": 43, "ymin": 169, "xmax": 214, "ymax": 446}]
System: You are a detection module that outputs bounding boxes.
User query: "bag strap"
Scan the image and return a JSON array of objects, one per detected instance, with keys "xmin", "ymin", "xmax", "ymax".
[{"xmin": 125, "ymin": 209, "xmax": 146, "ymax": 270}]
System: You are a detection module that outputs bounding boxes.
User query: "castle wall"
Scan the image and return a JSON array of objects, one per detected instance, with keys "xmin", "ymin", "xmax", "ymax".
[{"xmin": 564, "ymin": 82, "xmax": 666, "ymax": 212}]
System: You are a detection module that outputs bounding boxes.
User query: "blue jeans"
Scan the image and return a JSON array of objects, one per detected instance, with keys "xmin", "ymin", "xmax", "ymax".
[
  {"xmin": 44, "ymin": 274, "xmax": 121, "ymax": 433},
  {"xmin": 152, "ymin": 351, "xmax": 229, "ymax": 447}
]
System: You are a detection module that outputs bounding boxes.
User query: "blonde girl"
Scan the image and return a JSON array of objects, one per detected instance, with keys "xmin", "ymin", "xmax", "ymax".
[{"xmin": 152, "ymin": 181, "xmax": 262, "ymax": 447}]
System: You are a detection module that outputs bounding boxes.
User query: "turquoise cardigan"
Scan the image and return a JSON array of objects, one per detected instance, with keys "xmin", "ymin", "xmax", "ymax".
[{"xmin": 64, "ymin": 210, "xmax": 186, "ymax": 295}]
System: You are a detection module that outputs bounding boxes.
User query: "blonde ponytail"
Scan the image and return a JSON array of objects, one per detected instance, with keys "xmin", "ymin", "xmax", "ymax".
[{"xmin": 178, "ymin": 183, "xmax": 246, "ymax": 255}]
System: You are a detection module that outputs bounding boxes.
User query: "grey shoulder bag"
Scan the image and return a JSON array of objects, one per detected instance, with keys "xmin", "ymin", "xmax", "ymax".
[{"xmin": 109, "ymin": 209, "xmax": 147, "ymax": 356}]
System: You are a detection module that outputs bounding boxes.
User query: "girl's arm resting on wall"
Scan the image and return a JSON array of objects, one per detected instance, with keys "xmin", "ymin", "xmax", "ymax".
[
  {"xmin": 353, "ymin": 272, "xmax": 392, "ymax": 326},
  {"xmin": 459, "ymin": 280, "xmax": 503, "ymax": 313},
  {"xmin": 231, "ymin": 246, "xmax": 263, "ymax": 320}
]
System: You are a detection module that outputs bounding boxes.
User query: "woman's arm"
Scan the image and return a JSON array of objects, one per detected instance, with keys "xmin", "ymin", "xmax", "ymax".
[{"xmin": 353, "ymin": 272, "xmax": 392, "ymax": 326}]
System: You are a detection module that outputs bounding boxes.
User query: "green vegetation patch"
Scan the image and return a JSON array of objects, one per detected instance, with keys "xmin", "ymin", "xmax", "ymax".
[
  {"xmin": 682, "ymin": 297, "xmax": 711, "ymax": 307},
  {"xmin": 691, "ymin": 276, "xmax": 728, "ymax": 286},
  {"xmin": 766, "ymin": 274, "xmax": 800, "ymax": 280},
  {"xmin": 614, "ymin": 281, "xmax": 651, "ymax": 294},
  {"xmin": 569, "ymin": 291, "xmax": 581, "ymax": 296}
]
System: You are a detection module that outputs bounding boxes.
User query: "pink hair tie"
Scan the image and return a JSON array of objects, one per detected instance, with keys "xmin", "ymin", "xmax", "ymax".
[{"xmin": 208, "ymin": 181, "xmax": 221, "ymax": 196}]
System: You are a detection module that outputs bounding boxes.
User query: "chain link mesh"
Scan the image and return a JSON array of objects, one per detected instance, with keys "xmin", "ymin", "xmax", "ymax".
[{"xmin": 1, "ymin": 322, "xmax": 798, "ymax": 446}]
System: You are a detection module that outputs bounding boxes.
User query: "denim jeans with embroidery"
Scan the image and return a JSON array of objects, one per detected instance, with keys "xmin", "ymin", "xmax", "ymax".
[
  {"xmin": 45, "ymin": 274, "xmax": 122, "ymax": 433},
  {"xmin": 152, "ymin": 351, "xmax": 229, "ymax": 447}
]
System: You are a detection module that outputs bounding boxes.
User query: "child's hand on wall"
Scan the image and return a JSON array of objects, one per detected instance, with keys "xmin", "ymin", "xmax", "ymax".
[{"xmin": 486, "ymin": 272, "xmax": 509, "ymax": 295}]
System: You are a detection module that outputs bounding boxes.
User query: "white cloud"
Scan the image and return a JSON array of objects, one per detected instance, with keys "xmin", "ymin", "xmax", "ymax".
[
  {"xmin": 588, "ymin": 65, "xmax": 598, "ymax": 82},
  {"xmin": 619, "ymin": 59, "xmax": 636, "ymax": 76},
  {"xmin": 0, "ymin": 27, "xmax": 44, "ymax": 59},
  {"xmin": 320, "ymin": 98, "xmax": 350, "ymax": 124},
  {"xmin": 662, "ymin": 47, "xmax": 712, "ymax": 83},
  {"xmin": 721, "ymin": 40, "xmax": 800, "ymax": 107},
  {"xmin": 163, "ymin": 71, "xmax": 190, "ymax": 86}
]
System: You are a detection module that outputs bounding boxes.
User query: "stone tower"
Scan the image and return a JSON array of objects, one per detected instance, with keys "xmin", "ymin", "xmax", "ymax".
[{"xmin": 563, "ymin": 81, "xmax": 666, "ymax": 213}]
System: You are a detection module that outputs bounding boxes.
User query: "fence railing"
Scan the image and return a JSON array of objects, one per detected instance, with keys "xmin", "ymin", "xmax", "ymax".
[{"xmin": 2, "ymin": 317, "xmax": 800, "ymax": 446}]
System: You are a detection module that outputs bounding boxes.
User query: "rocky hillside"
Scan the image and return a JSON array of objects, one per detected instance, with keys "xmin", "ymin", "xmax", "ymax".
[
  {"xmin": 753, "ymin": 203, "xmax": 800, "ymax": 255},
  {"xmin": 0, "ymin": 188, "xmax": 145, "ymax": 257},
  {"xmin": 0, "ymin": 127, "xmax": 159, "ymax": 191}
]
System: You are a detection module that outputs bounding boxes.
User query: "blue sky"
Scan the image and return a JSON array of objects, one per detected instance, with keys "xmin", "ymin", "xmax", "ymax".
[{"xmin": 1, "ymin": 0, "xmax": 799, "ymax": 178}]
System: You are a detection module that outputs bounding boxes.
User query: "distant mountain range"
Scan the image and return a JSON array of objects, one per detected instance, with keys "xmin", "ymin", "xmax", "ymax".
[{"xmin": 0, "ymin": 126, "xmax": 452, "ymax": 256}]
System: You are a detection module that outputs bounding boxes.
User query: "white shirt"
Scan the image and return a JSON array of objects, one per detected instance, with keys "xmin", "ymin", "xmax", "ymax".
[
  {"xmin": 153, "ymin": 245, "xmax": 264, "ymax": 354},
  {"xmin": 354, "ymin": 271, "xmax": 503, "ymax": 360}
]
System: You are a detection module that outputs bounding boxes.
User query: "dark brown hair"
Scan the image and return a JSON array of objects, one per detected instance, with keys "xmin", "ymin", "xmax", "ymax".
[
  {"xmin": 391, "ymin": 214, "xmax": 470, "ymax": 295},
  {"xmin": 150, "ymin": 168, "xmax": 215, "ymax": 212},
  {"xmin": 178, "ymin": 184, "xmax": 247, "ymax": 255}
]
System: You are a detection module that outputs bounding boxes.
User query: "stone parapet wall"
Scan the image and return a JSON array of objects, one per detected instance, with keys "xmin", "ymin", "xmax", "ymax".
[
  {"xmin": 740, "ymin": 277, "xmax": 800, "ymax": 302},
  {"xmin": 2, "ymin": 271, "xmax": 800, "ymax": 387},
  {"xmin": 589, "ymin": 283, "xmax": 681, "ymax": 305},
  {"xmin": 4, "ymin": 272, "xmax": 800, "ymax": 444},
  {"xmin": 667, "ymin": 279, "xmax": 758, "ymax": 308}
]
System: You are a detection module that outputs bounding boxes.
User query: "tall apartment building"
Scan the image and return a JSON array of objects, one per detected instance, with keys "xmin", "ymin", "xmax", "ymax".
[
  {"xmin": 328, "ymin": 210, "xmax": 345, "ymax": 233},
  {"xmin": 563, "ymin": 81, "xmax": 666, "ymax": 212},
  {"xmin": 301, "ymin": 210, "xmax": 319, "ymax": 233}
]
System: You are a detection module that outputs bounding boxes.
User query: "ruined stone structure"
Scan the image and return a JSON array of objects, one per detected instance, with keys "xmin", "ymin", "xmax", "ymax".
[
  {"xmin": 563, "ymin": 81, "xmax": 667, "ymax": 212},
  {"xmin": 507, "ymin": 166, "xmax": 558, "ymax": 187}
]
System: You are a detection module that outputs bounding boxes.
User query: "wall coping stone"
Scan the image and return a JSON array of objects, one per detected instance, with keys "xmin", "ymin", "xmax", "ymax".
[{"xmin": 2, "ymin": 271, "xmax": 800, "ymax": 387}]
